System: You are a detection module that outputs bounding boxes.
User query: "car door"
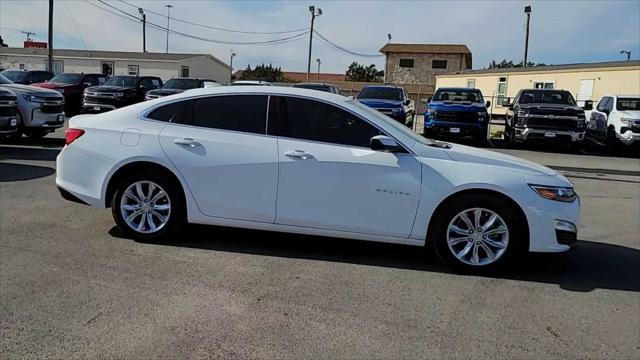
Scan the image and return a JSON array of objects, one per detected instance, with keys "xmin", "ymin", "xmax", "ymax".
[
  {"xmin": 157, "ymin": 94, "xmax": 278, "ymax": 223},
  {"xmin": 270, "ymin": 96, "xmax": 422, "ymax": 238}
]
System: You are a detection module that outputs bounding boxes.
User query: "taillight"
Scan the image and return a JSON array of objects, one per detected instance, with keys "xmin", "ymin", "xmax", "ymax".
[{"xmin": 65, "ymin": 128, "xmax": 85, "ymax": 145}]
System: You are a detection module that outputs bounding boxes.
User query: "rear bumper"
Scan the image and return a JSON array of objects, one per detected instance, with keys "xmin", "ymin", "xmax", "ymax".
[
  {"xmin": 57, "ymin": 185, "xmax": 90, "ymax": 206},
  {"xmin": 514, "ymin": 127, "xmax": 585, "ymax": 142}
]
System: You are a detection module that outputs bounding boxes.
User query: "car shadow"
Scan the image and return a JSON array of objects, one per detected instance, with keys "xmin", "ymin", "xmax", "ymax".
[
  {"xmin": 0, "ymin": 146, "xmax": 61, "ymax": 162},
  {"xmin": 0, "ymin": 162, "xmax": 55, "ymax": 182},
  {"xmin": 4, "ymin": 136, "xmax": 65, "ymax": 148},
  {"xmin": 109, "ymin": 224, "xmax": 640, "ymax": 293}
]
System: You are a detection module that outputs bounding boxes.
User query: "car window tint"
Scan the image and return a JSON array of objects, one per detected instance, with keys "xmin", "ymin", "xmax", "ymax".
[
  {"xmin": 147, "ymin": 100, "xmax": 191, "ymax": 124},
  {"xmin": 151, "ymin": 78, "xmax": 162, "ymax": 89},
  {"xmin": 192, "ymin": 95, "xmax": 267, "ymax": 134},
  {"xmin": 274, "ymin": 96, "xmax": 380, "ymax": 148}
]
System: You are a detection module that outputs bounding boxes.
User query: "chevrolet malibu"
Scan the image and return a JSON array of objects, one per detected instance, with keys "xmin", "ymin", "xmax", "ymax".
[{"xmin": 56, "ymin": 86, "xmax": 580, "ymax": 272}]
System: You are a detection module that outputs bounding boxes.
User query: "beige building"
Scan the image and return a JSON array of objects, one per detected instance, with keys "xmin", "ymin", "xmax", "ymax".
[
  {"xmin": 0, "ymin": 48, "xmax": 231, "ymax": 84},
  {"xmin": 435, "ymin": 60, "xmax": 640, "ymax": 117},
  {"xmin": 380, "ymin": 43, "xmax": 472, "ymax": 86}
]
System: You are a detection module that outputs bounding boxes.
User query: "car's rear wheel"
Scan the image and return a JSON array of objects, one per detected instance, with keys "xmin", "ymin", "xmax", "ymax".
[
  {"xmin": 111, "ymin": 172, "xmax": 185, "ymax": 241},
  {"xmin": 431, "ymin": 193, "xmax": 526, "ymax": 272}
]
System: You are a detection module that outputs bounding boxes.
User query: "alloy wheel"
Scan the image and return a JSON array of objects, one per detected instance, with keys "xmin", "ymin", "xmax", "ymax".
[
  {"xmin": 120, "ymin": 180, "xmax": 171, "ymax": 234},
  {"xmin": 446, "ymin": 207, "xmax": 509, "ymax": 266}
]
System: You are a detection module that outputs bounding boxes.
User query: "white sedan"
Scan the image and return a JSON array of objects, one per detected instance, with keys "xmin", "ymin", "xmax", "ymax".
[{"xmin": 56, "ymin": 86, "xmax": 580, "ymax": 272}]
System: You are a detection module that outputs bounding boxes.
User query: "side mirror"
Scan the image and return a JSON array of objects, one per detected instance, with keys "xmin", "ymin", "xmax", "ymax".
[
  {"xmin": 427, "ymin": 96, "xmax": 432, "ymax": 103},
  {"xmin": 404, "ymin": 99, "xmax": 411, "ymax": 105},
  {"xmin": 370, "ymin": 135, "xmax": 403, "ymax": 152},
  {"xmin": 582, "ymin": 100, "xmax": 593, "ymax": 111},
  {"xmin": 501, "ymin": 99, "xmax": 512, "ymax": 108},
  {"xmin": 485, "ymin": 101, "xmax": 491, "ymax": 108},
  {"xmin": 83, "ymin": 82, "xmax": 92, "ymax": 87}
]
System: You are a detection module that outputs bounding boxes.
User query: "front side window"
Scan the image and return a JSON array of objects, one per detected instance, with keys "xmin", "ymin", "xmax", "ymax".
[
  {"xmin": 147, "ymin": 100, "xmax": 192, "ymax": 124},
  {"xmin": 616, "ymin": 97, "xmax": 640, "ymax": 111},
  {"xmin": 272, "ymin": 96, "xmax": 380, "ymax": 148},
  {"xmin": 596, "ymin": 97, "xmax": 611, "ymax": 112},
  {"xmin": 192, "ymin": 95, "xmax": 267, "ymax": 134},
  {"xmin": 399, "ymin": 59, "xmax": 414, "ymax": 68},
  {"xmin": 432, "ymin": 60, "xmax": 448, "ymax": 69}
]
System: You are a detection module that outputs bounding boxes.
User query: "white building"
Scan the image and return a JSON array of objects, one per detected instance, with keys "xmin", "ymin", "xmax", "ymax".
[{"xmin": 0, "ymin": 47, "xmax": 231, "ymax": 84}]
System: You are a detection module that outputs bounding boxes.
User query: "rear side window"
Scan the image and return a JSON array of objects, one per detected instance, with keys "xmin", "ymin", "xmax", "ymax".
[
  {"xmin": 271, "ymin": 96, "xmax": 380, "ymax": 148},
  {"xmin": 192, "ymin": 95, "xmax": 267, "ymax": 134},
  {"xmin": 147, "ymin": 100, "xmax": 191, "ymax": 124}
]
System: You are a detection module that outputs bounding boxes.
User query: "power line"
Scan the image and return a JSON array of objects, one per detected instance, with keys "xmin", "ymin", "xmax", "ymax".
[
  {"xmin": 64, "ymin": 0, "xmax": 88, "ymax": 50},
  {"xmin": 314, "ymin": 30, "xmax": 383, "ymax": 58},
  {"xmin": 86, "ymin": 1, "xmax": 309, "ymax": 46},
  {"xmin": 117, "ymin": 0, "xmax": 308, "ymax": 35}
]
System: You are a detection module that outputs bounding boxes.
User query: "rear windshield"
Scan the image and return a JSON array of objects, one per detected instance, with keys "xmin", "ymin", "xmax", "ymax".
[
  {"xmin": 104, "ymin": 76, "xmax": 137, "ymax": 87},
  {"xmin": 518, "ymin": 90, "xmax": 576, "ymax": 106},
  {"xmin": 358, "ymin": 87, "xmax": 402, "ymax": 101},
  {"xmin": 163, "ymin": 78, "xmax": 201, "ymax": 90},
  {"xmin": 1, "ymin": 70, "xmax": 27, "ymax": 82},
  {"xmin": 616, "ymin": 98, "xmax": 640, "ymax": 111},
  {"xmin": 50, "ymin": 73, "xmax": 82, "ymax": 84},
  {"xmin": 433, "ymin": 89, "xmax": 483, "ymax": 103}
]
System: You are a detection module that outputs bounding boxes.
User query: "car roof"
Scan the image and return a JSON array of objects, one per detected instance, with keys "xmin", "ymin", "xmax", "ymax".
[
  {"xmin": 294, "ymin": 82, "xmax": 333, "ymax": 86},
  {"xmin": 172, "ymin": 85, "xmax": 347, "ymax": 102},
  {"xmin": 361, "ymin": 84, "xmax": 401, "ymax": 89},
  {"xmin": 436, "ymin": 87, "xmax": 479, "ymax": 91}
]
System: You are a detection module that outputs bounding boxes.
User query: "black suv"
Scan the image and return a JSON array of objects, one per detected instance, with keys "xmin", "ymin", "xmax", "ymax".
[
  {"xmin": 503, "ymin": 89, "xmax": 587, "ymax": 148},
  {"xmin": 292, "ymin": 82, "xmax": 341, "ymax": 94},
  {"xmin": 83, "ymin": 75, "xmax": 162, "ymax": 113},
  {"xmin": 144, "ymin": 77, "xmax": 215, "ymax": 100},
  {"xmin": 0, "ymin": 69, "xmax": 54, "ymax": 85}
]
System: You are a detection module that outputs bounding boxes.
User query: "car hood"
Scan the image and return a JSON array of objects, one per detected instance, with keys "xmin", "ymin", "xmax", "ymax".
[
  {"xmin": 428, "ymin": 101, "xmax": 486, "ymax": 112},
  {"xmin": 0, "ymin": 87, "xmax": 17, "ymax": 98},
  {"xmin": 147, "ymin": 88, "xmax": 185, "ymax": 96},
  {"xmin": 357, "ymin": 98, "xmax": 403, "ymax": 108},
  {"xmin": 427, "ymin": 142, "xmax": 557, "ymax": 176},
  {"xmin": 1, "ymin": 83, "xmax": 63, "ymax": 96},
  {"xmin": 32, "ymin": 82, "xmax": 76, "ymax": 90},
  {"xmin": 86, "ymin": 85, "xmax": 135, "ymax": 92}
]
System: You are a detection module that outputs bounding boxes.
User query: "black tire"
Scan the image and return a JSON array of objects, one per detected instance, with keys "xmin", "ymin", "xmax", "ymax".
[
  {"xmin": 606, "ymin": 128, "xmax": 621, "ymax": 155},
  {"xmin": 431, "ymin": 193, "xmax": 527, "ymax": 273},
  {"xmin": 111, "ymin": 171, "xmax": 186, "ymax": 242}
]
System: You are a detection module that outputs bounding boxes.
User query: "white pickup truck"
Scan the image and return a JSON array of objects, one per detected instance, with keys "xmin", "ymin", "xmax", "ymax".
[{"xmin": 586, "ymin": 95, "xmax": 640, "ymax": 153}]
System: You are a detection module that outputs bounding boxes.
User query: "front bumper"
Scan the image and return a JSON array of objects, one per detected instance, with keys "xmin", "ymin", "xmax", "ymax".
[
  {"xmin": 617, "ymin": 130, "xmax": 640, "ymax": 146},
  {"xmin": 83, "ymin": 102, "xmax": 117, "ymax": 113},
  {"xmin": 22, "ymin": 107, "xmax": 65, "ymax": 129},
  {"xmin": 0, "ymin": 115, "xmax": 18, "ymax": 134},
  {"xmin": 514, "ymin": 126, "xmax": 585, "ymax": 142},
  {"xmin": 525, "ymin": 193, "xmax": 581, "ymax": 253},
  {"xmin": 424, "ymin": 120, "xmax": 487, "ymax": 139}
]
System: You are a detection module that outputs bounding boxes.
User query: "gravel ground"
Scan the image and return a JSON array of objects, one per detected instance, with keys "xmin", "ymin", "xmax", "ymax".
[{"xmin": 1, "ymin": 128, "xmax": 639, "ymax": 359}]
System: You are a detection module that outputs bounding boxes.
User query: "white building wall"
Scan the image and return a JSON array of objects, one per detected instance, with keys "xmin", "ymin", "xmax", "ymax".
[{"xmin": 179, "ymin": 56, "xmax": 231, "ymax": 84}]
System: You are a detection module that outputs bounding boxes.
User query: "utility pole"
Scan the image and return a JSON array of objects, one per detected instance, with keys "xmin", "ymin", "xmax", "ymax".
[
  {"xmin": 620, "ymin": 50, "xmax": 631, "ymax": 61},
  {"xmin": 306, "ymin": 5, "xmax": 322, "ymax": 82},
  {"xmin": 523, "ymin": 5, "xmax": 531, "ymax": 67},
  {"xmin": 316, "ymin": 58, "xmax": 321, "ymax": 80},
  {"xmin": 138, "ymin": 8, "xmax": 146, "ymax": 53},
  {"xmin": 230, "ymin": 51, "xmax": 236, "ymax": 71},
  {"xmin": 48, "ymin": 0, "xmax": 53, "ymax": 73},
  {"xmin": 165, "ymin": 4, "xmax": 173, "ymax": 54},
  {"xmin": 21, "ymin": 31, "xmax": 36, "ymax": 42}
]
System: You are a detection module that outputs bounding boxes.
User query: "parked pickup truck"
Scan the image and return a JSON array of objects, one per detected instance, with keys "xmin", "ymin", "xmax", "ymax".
[
  {"xmin": 503, "ymin": 89, "xmax": 587, "ymax": 149},
  {"xmin": 423, "ymin": 87, "xmax": 491, "ymax": 144},
  {"xmin": 83, "ymin": 75, "xmax": 162, "ymax": 113},
  {"xmin": 32, "ymin": 72, "xmax": 107, "ymax": 115},
  {"xmin": 586, "ymin": 95, "xmax": 640, "ymax": 153},
  {"xmin": 357, "ymin": 85, "xmax": 415, "ymax": 127}
]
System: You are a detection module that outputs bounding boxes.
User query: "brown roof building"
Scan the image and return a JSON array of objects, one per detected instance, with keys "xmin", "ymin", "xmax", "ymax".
[{"xmin": 380, "ymin": 43, "xmax": 472, "ymax": 86}]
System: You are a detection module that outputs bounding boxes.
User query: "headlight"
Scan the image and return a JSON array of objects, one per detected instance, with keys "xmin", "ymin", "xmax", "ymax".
[
  {"xmin": 10, "ymin": 118, "xmax": 17, "ymax": 127},
  {"xmin": 392, "ymin": 107, "xmax": 402, "ymax": 114},
  {"xmin": 517, "ymin": 111, "xmax": 529, "ymax": 118},
  {"xmin": 426, "ymin": 108, "xmax": 437, "ymax": 116},
  {"xmin": 57, "ymin": 88, "xmax": 65, "ymax": 94},
  {"xmin": 22, "ymin": 94, "xmax": 49, "ymax": 103},
  {"xmin": 529, "ymin": 185, "xmax": 577, "ymax": 203},
  {"xmin": 477, "ymin": 112, "xmax": 487, "ymax": 121},
  {"xmin": 620, "ymin": 117, "xmax": 637, "ymax": 126}
]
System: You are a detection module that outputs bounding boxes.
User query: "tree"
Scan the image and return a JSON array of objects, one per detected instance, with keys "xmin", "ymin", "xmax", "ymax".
[
  {"xmin": 0, "ymin": 36, "xmax": 8, "ymax": 47},
  {"xmin": 487, "ymin": 59, "xmax": 547, "ymax": 69},
  {"xmin": 345, "ymin": 62, "xmax": 383, "ymax": 82},
  {"xmin": 239, "ymin": 64, "xmax": 286, "ymax": 82}
]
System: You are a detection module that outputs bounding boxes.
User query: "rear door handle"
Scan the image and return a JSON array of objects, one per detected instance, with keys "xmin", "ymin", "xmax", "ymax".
[
  {"xmin": 284, "ymin": 150, "xmax": 314, "ymax": 159},
  {"xmin": 174, "ymin": 138, "xmax": 201, "ymax": 148}
]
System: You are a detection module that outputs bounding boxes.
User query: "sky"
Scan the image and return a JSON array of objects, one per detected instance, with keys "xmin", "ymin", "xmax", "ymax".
[{"xmin": 1, "ymin": 0, "xmax": 639, "ymax": 74}]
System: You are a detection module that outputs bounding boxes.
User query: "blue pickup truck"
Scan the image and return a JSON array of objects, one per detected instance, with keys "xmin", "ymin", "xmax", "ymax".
[
  {"xmin": 423, "ymin": 87, "xmax": 491, "ymax": 143},
  {"xmin": 357, "ymin": 85, "xmax": 415, "ymax": 128}
]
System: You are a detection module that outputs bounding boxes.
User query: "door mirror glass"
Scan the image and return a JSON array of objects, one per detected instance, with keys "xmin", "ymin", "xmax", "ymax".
[
  {"xmin": 370, "ymin": 135, "xmax": 402, "ymax": 152},
  {"xmin": 404, "ymin": 99, "xmax": 411, "ymax": 105},
  {"xmin": 582, "ymin": 100, "xmax": 593, "ymax": 111},
  {"xmin": 485, "ymin": 101, "xmax": 491, "ymax": 108}
]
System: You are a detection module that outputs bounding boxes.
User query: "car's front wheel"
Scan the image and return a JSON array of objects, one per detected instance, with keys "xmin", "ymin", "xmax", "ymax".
[
  {"xmin": 431, "ymin": 193, "xmax": 526, "ymax": 272},
  {"xmin": 111, "ymin": 172, "xmax": 185, "ymax": 241}
]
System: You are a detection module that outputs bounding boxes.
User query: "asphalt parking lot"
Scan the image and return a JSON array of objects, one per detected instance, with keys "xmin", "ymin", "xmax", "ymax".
[{"xmin": 1, "ymin": 128, "xmax": 639, "ymax": 359}]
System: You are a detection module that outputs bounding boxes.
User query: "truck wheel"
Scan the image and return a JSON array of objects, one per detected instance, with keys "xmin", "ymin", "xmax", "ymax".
[{"xmin": 606, "ymin": 128, "xmax": 621, "ymax": 155}]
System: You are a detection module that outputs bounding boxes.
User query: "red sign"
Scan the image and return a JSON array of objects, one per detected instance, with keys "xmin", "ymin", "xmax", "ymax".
[{"xmin": 24, "ymin": 41, "xmax": 47, "ymax": 49}]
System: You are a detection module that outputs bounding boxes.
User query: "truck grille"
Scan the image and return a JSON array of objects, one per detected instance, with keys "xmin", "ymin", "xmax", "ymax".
[
  {"xmin": 435, "ymin": 110, "xmax": 479, "ymax": 123},
  {"xmin": 0, "ymin": 100, "xmax": 17, "ymax": 117},
  {"xmin": 526, "ymin": 117, "xmax": 580, "ymax": 130},
  {"xmin": 41, "ymin": 102, "xmax": 65, "ymax": 114}
]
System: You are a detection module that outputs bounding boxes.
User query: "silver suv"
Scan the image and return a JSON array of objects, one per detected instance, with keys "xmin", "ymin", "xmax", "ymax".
[{"xmin": 0, "ymin": 73, "xmax": 65, "ymax": 139}]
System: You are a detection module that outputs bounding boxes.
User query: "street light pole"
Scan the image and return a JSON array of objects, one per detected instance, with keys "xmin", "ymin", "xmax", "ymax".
[
  {"xmin": 306, "ymin": 5, "xmax": 322, "ymax": 82},
  {"xmin": 48, "ymin": 0, "xmax": 53, "ymax": 73},
  {"xmin": 138, "ymin": 8, "xmax": 146, "ymax": 53},
  {"xmin": 620, "ymin": 50, "xmax": 631, "ymax": 61},
  {"xmin": 523, "ymin": 5, "xmax": 531, "ymax": 67},
  {"xmin": 165, "ymin": 4, "xmax": 173, "ymax": 54},
  {"xmin": 316, "ymin": 58, "xmax": 321, "ymax": 80},
  {"xmin": 230, "ymin": 51, "xmax": 236, "ymax": 71}
]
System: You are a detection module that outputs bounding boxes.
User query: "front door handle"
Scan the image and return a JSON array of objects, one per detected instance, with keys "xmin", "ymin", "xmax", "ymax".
[
  {"xmin": 284, "ymin": 150, "xmax": 314, "ymax": 159},
  {"xmin": 174, "ymin": 138, "xmax": 201, "ymax": 148}
]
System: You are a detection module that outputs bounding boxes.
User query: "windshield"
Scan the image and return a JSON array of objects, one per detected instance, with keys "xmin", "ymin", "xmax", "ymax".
[
  {"xmin": 0, "ymin": 74, "xmax": 13, "ymax": 85},
  {"xmin": 358, "ymin": 87, "xmax": 403, "ymax": 101},
  {"xmin": 103, "ymin": 76, "xmax": 137, "ymax": 87},
  {"xmin": 163, "ymin": 78, "xmax": 200, "ymax": 90},
  {"xmin": 50, "ymin": 73, "xmax": 82, "ymax": 84},
  {"xmin": 518, "ymin": 90, "xmax": 576, "ymax": 106},
  {"xmin": 294, "ymin": 84, "xmax": 331, "ymax": 92},
  {"xmin": 349, "ymin": 100, "xmax": 434, "ymax": 146},
  {"xmin": 1, "ymin": 70, "xmax": 28, "ymax": 82},
  {"xmin": 433, "ymin": 89, "xmax": 484, "ymax": 103},
  {"xmin": 616, "ymin": 97, "xmax": 640, "ymax": 111}
]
